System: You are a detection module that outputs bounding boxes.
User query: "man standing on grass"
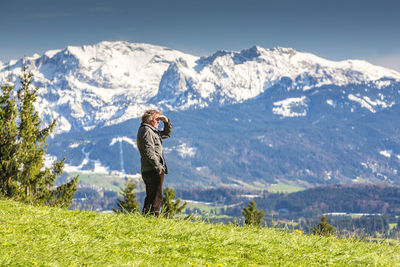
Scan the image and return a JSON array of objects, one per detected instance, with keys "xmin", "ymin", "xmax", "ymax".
[{"xmin": 137, "ymin": 110, "xmax": 172, "ymax": 216}]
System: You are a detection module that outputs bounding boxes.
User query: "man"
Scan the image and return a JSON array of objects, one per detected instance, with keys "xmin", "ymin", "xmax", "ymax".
[{"xmin": 137, "ymin": 110, "xmax": 172, "ymax": 216}]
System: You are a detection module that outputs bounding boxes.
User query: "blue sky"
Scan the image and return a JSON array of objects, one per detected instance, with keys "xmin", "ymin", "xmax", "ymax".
[{"xmin": 1, "ymin": 0, "xmax": 400, "ymax": 71}]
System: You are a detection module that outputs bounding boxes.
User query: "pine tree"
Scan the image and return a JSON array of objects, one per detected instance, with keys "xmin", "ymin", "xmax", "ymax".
[
  {"xmin": 0, "ymin": 67, "xmax": 78, "ymax": 207},
  {"xmin": 161, "ymin": 187, "xmax": 187, "ymax": 218},
  {"xmin": 0, "ymin": 83, "xmax": 21, "ymax": 197},
  {"xmin": 312, "ymin": 216, "xmax": 335, "ymax": 236},
  {"xmin": 46, "ymin": 164, "xmax": 79, "ymax": 208},
  {"xmin": 113, "ymin": 179, "xmax": 140, "ymax": 213},
  {"xmin": 242, "ymin": 200, "xmax": 265, "ymax": 226}
]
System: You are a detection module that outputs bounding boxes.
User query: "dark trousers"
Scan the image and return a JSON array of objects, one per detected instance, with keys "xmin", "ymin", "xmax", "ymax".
[{"xmin": 142, "ymin": 169, "xmax": 164, "ymax": 216}]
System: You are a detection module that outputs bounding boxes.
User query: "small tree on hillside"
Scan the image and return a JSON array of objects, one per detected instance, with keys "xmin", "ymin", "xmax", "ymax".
[
  {"xmin": 161, "ymin": 187, "xmax": 187, "ymax": 218},
  {"xmin": 113, "ymin": 179, "xmax": 140, "ymax": 213},
  {"xmin": 0, "ymin": 67, "xmax": 78, "ymax": 207},
  {"xmin": 242, "ymin": 200, "xmax": 265, "ymax": 226},
  {"xmin": 312, "ymin": 216, "xmax": 335, "ymax": 236}
]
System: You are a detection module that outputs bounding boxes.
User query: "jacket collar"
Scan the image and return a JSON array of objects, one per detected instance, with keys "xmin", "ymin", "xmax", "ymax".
[{"xmin": 141, "ymin": 123, "xmax": 159, "ymax": 132}]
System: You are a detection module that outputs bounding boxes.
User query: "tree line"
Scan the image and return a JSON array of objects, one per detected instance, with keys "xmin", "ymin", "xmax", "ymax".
[{"xmin": 176, "ymin": 184, "xmax": 400, "ymax": 218}]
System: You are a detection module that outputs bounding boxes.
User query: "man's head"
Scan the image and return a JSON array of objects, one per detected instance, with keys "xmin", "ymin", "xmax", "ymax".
[{"xmin": 141, "ymin": 109, "xmax": 161, "ymax": 128}]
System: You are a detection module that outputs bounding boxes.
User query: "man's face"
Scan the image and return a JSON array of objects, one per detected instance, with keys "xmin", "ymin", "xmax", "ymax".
[{"xmin": 150, "ymin": 113, "xmax": 161, "ymax": 128}]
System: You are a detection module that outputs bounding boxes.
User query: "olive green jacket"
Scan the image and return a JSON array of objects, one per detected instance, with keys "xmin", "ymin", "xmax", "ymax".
[{"xmin": 137, "ymin": 120, "xmax": 172, "ymax": 174}]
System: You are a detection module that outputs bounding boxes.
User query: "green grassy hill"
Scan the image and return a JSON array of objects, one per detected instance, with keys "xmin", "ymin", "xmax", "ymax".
[{"xmin": 1, "ymin": 200, "xmax": 400, "ymax": 266}]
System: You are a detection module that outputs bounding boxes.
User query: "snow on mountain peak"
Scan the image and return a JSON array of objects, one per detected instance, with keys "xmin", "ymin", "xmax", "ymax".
[
  {"xmin": 157, "ymin": 45, "xmax": 400, "ymax": 110},
  {"xmin": 44, "ymin": 49, "xmax": 61, "ymax": 58},
  {"xmin": 1, "ymin": 41, "xmax": 399, "ymax": 133},
  {"xmin": 0, "ymin": 41, "xmax": 199, "ymax": 132}
]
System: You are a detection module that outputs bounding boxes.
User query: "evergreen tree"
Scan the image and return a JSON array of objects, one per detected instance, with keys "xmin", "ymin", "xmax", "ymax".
[
  {"xmin": 0, "ymin": 83, "xmax": 21, "ymax": 197},
  {"xmin": 113, "ymin": 179, "xmax": 140, "ymax": 213},
  {"xmin": 0, "ymin": 67, "xmax": 78, "ymax": 207},
  {"xmin": 242, "ymin": 200, "xmax": 265, "ymax": 226},
  {"xmin": 161, "ymin": 187, "xmax": 187, "ymax": 218},
  {"xmin": 46, "ymin": 168, "xmax": 79, "ymax": 208},
  {"xmin": 312, "ymin": 216, "xmax": 335, "ymax": 236}
]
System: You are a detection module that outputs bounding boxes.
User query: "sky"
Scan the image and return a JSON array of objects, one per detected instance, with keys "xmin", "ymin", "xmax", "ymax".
[{"xmin": 1, "ymin": 0, "xmax": 400, "ymax": 71}]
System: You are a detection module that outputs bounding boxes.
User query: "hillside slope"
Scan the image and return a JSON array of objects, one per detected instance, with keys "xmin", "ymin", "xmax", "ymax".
[{"xmin": 1, "ymin": 200, "xmax": 400, "ymax": 266}]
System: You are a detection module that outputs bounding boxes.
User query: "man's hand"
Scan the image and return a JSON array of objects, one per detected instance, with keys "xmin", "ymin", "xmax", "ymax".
[{"xmin": 157, "ymin": 115, "xmax": 168, "ymax": 123}]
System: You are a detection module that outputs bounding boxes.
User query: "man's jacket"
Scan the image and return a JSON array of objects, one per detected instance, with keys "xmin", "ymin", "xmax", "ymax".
[{"xmin": 137, "ymin": 120, "xmax": 172, "ymax": 174}]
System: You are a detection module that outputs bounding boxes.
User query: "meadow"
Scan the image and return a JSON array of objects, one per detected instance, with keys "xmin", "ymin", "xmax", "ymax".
[
  {"xmin": 1, "ymin": 199, "xmax": 400, "ymax": 266},
  {"xmin": 66, "ymin": 172, "xmax": 144, "ymax": 192}
]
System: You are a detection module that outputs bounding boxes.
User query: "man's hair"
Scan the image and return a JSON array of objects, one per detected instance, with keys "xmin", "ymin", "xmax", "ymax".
[{"xmin": 141, "ymin": 109, "xmax": 161, "ymax": 123}]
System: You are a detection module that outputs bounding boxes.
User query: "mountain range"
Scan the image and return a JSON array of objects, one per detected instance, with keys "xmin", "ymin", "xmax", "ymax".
[{"xmin": 1, "ymin": 41, "xmax": 400, "ymax": 189}]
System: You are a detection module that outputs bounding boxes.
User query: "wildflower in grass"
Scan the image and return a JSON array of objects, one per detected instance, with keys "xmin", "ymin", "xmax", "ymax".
[
  {"xmin": 183, "ymin": 243, "xmax": 187, "ymax": 247},
  {"xmin": 2, "ymin": 243, "xmax": 7, "ymax": 246},
  {"xmin": 81, "ymin": 245, "xmax": 85, "ymax": 248},
  {"xmin": 145, "ymin": 222, "xmax": 149, "ymax": 225},
  {"xmin": 112, "ymin": 249, "xmax": 119, "ymax": 254},
  {"xmin": 322, "ymin": 254, "xmax": 327, "ymax": 257},
  {"xmin": 32, "ymin": 261, "xmax": 38, "ymax": 265},
  {"xmin": 294, "ymin": 229, "xmax": 303, "ymax": 234},
  {"xmin": 205, "ymin": 263, "xmax": 210, "ymax": 267},
  {"xmin": 293, "ymin": 238, "xmax": 297, "ymax": 243},
  {"xmin": 217, "ymin": 264, "xmax": 223, "ymax": 267},
  {"xmin": 42, "ymin": 210, "xmax": 46, "ymax": 214},
  {"xmin": 170, "ymin": 226, "xmax": 174, "ymax": 230}
]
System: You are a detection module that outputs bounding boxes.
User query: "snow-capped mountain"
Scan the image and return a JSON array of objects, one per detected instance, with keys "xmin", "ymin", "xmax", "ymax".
[
  {"xmin": 0, "ymin": 41, "xmax": 198, "ymax": 132},
  {"xmin": 1, "ymin": 41, "xmax": 399, "ymax": 133},
  {"xmin": 1, "ymin": 41, "xmax": 400, "ymax": 189},
  {"xmin": 157, "ymin": 46, "xmax": 400, "ymax": 108}
]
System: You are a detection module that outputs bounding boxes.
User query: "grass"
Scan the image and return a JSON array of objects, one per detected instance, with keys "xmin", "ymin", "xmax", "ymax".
[
  {"xmin": 185, "ymin": 201, "xmax": 217, "ymax": 212},
  {"xmin": 185, "ymin": 201, "xmax": 234, "ymax": 214},
  {"xmin": 68, "ymin": 172, "xmax": 144, "ymax": 192},
  {"xmin": 266, "ymin": 182, "xmax": 305, "ymax": 193},
  {"xmin": 1, "ymin": 199, "xmax": 400, "ymax": 266}
]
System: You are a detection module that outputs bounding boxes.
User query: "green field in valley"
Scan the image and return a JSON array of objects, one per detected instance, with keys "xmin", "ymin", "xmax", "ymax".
[
  {"xmin": 266, "ymin": 182, "xmax": 305, "ymax": 193},
  {"xmin": 67, "ymin": 172, "xmax": 144, "ymax": 192}
]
